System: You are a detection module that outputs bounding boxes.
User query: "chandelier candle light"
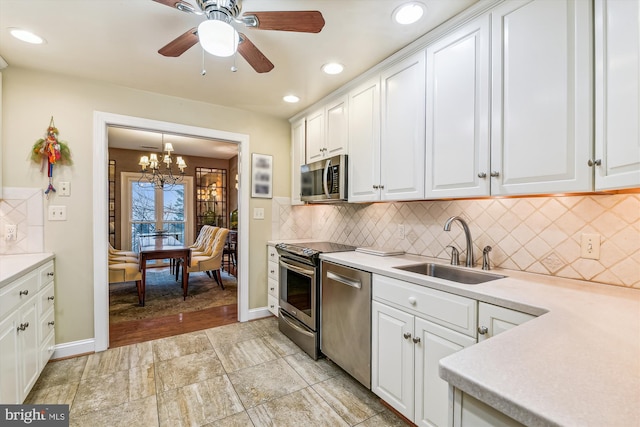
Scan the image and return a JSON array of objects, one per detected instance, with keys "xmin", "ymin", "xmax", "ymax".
[{"xmin": 138, "ymin": 138, "xmax": 187, "ymax": 189}]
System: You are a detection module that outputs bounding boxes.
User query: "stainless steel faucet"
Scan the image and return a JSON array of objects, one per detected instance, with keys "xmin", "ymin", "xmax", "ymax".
[{"xmin": 443, "ymin": 216, "xmax": 474, "ymax": 268}]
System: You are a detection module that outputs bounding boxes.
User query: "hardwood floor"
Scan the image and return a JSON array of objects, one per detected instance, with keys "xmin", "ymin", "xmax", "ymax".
[{"xmin": 109, "ymin": 303, "xmax": 238, "ymax": 348}]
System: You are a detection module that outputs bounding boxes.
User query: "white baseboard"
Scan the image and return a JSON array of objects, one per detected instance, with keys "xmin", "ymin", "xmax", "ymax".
[
  {"xmin": 52, "ymin": 338, "xmax": 95, "ymax": 360},
  {"xmin": 247, "ymin": 307, "xmax": 274, "ymax": 321}
]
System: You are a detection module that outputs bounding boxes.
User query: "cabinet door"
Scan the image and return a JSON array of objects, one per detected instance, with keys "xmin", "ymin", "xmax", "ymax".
[
  {"xmin": 348, "ymin": 77, "xmax": 381, "ymax": 202},
  {"xmin": 291, "ymin": 118, "xmax": 306, "ymax": 205},
  {"xmin": 380, "ymin": 51, "xmax": 426, "ymax": 201},
  {"xmin": 0, "ymin": 312, "xmax": 20, "ymax": 404},
  {"xmin": 426, "ymin": 15, "xmax": 490, "ymax": 199},
  {"xmin": 414, "ymin": 317, "xmax": 476, "ymax": 427},
  {"xmin": 490, "ymin": 0, "xmax": 592, "ymax": 195},
  {"xmin": 372, "ymin": 301, "xmax": 414, "ymax": 421},
  {"xmin": 18, "ymin": 300, "xmax": 39, "ymax": 401},
  {"xmin": 325, "ymin": 95, "xmax": 349, "ymax": 156},
  {"xmin": 477, "ymin": 302, "xmax": 535, "ymax": 343},
  {"xmin": 306, "ymin": 108, "xmax": 325, "ymax": 163},
  {"xmin": 594, "ymin": 0, "xmax": 640, "ymax": 190}
]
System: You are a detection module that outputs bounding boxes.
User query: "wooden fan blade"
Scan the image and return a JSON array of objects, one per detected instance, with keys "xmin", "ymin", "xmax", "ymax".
[
  {"xmin": 238, "ymin": 33, "xmax": 275, "ymax": 73},
  {"xmin": 158, "ymin": 27, "xmax": 198, "ymax": 57},
  {"xmin": 244, "ymin": 11, "xmax": 325, "ymax": 33}
]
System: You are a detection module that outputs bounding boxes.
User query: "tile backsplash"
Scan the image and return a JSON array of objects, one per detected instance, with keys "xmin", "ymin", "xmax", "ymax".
[
  {"xmin": 273, "ymin": 194, "xmax": 640, "ymax": 289},
  {"xmin": 0, "ymin": 187, "xmax": 45, "ymax": 254}
]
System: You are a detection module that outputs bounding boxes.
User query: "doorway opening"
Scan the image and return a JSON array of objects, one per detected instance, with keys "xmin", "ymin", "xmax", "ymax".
[{"xmin": 93, "ymin": 112, "xmax": 250, "ymax": 353}]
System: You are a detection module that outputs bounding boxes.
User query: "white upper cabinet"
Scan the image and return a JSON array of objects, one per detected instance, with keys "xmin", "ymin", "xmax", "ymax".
[
  {"xmin": 425, "ymin": 15, "xmax": 490, "ymax": 199},
  {"xmin": 490, "ymin": 0, "xmax": 592, "ymax": 195},
  {"xmin": 348, "ymin": 51, "xmax": 426, "ymax": 203},
  {"xmin": 291, "ymin": 118, "xmax": 306, "ymax": 205},
  {"xmin": 594, "ymin": 0, "xmax": 640, "ymax": 190},
  {"xmin": 348, "ymin": 77, "xmax": 381, "ymax": 202},
  {"xmin": 305, "ymin": 95, "xmax": 348, "ymax": 164},
  {"xmin": 305, "ymin": 108, "xmax": 325, "ymax": 163},
  {"xmin": 0, "ymin": 72, "xmax": 3, "ymax": 199},
  {"xmin": 380, "ymin": 52, "xmax": 426, "ymax": 201}
]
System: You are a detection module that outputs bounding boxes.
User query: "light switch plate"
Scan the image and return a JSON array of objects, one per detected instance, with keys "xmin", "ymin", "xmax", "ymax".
[
  {"xmin": 48, "ymin": 205, "xmax": 67, "ymax": 221},
  {"xmin": 580, "ymin": 233, "xmax": 601, "ymax": 259},
  {"xmin": 253, "ymin": 207, "xmax": 265, "ymax": 220}
]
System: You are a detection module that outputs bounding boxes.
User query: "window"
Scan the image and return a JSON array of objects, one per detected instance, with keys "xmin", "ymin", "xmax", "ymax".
[{"xmin": 121, "ymin": 173, "xmax": 194, "ymax": 251}]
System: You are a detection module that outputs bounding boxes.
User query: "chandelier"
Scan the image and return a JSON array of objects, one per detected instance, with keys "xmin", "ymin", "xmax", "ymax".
[{"xmin": 138, "ymin": 136, "xmax": 187, "ymax": 189}]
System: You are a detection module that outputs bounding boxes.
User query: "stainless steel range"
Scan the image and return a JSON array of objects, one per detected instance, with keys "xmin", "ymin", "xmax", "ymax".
[{"xmin": 275, "ymin": 241, "xmax": 356, "ymax": 359}]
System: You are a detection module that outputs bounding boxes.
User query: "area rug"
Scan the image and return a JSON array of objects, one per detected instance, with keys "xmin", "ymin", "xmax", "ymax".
[{"xmin": 109, "ymin": 268, "xmax": 237, "ymax": 324}]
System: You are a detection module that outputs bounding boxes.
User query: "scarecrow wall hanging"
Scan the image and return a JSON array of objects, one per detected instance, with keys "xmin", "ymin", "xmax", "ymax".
[{"xmin": 30, "ymin": 117, "xmax": 72, "ymax": 196}]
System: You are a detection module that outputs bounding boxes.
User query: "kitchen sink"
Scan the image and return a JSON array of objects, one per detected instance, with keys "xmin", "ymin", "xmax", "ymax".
[{"xmin": 393, "ymin": 263, "xmax": 506, "ymax": 284}]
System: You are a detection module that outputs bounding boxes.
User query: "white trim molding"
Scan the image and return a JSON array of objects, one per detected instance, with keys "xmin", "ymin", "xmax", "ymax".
[
  {"xmin": 52, "ymin": 338, "xmax": 95, "ymax": 360},
  {"xmin": 93, "ymin": 111, "xmax": 251, "ymax": 353}
]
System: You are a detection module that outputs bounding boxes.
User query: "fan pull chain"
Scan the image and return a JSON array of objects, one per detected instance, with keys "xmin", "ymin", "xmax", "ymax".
[
  {"xmin": 231, "ymin": 51, "xmax": 238, "ymax": 73},
  {"xmin": 201, "ymin": 48, "xmax": 207, "ymax": 76}
]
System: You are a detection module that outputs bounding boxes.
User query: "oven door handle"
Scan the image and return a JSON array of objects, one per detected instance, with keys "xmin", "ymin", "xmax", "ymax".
[
  {"xmin": 326, "ymin": 271, "xmax": 362, "ymax": 289},
  {"xmin": 279, "ymin": 258, "xmax": 315, "ymax": 278},
  {"xmin": 323, "ymin": 158, "xmax": 331, "ymax": 198}
]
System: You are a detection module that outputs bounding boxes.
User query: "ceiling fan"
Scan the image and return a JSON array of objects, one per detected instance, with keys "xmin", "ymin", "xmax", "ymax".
[{"xmin": 153, "ymin": 0, "xmax": 325, "ymax": 73}]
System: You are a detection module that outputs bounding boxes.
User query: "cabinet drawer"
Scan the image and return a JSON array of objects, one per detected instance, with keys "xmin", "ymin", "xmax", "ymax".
[
  {"xmin": 267, "ymin": 294, "xmax": 279, "ymax": 316},
  {"xmin": 0, "ymin": 270, "xmax": 38, "ymax": 318},
  {"xmin": 373, "ymin": 274, "xmax": 477, "ymax": 337},
  {"xmin": 40, "ymin": 309, "xmax": 55, "ymax": 345},
  {"xmin": 268, "ymin": 261, "xmax": 279, "ymax": 281},
  {"xmin": 39, "ymin": 261, "xmax": 55, "ymax": 289},
  {"xmin": 267, "ymin": 278, "xmax": 279, "ymax": 298},
  {"xmin": 39, "ymin": 283, "xmax": 55, "ymax": 316},
  {"xmin": 267, "ymin": 245, "xmax": 279, "ymax": 262}
]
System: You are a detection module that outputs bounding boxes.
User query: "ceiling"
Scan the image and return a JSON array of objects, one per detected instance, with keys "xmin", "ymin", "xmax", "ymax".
[{"xmin": 0, "ymin": 0, "xmax": 477, "ymax": 156}]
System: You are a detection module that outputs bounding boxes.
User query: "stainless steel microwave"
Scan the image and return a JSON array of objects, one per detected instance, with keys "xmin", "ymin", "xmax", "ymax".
[{"xmin": 300, "ymin": 155, "xmax": 347, "ymax": 203}]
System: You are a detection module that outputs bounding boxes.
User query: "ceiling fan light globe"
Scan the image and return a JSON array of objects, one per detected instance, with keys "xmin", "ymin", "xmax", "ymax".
[{"xmin": 198, "ymin": 20, "xmax": 239, "ymax": 57}]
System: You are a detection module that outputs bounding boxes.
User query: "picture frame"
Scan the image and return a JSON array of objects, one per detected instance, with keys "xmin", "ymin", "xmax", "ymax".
[{"xmin": 251, "ymin": 153, "xmax": 273, "ymax": 198}]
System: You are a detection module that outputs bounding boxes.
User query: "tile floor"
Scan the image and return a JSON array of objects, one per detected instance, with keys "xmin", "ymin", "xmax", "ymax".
[{"xmin": 26, "ymin": 317, "xmax": 407, "ymax": 427}]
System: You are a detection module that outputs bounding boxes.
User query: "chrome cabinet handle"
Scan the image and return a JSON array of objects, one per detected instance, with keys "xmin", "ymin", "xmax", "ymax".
[
  {"xmin": 47, "ymin": 272, "xmax": 54, "ymax": 277},
  {"xmin": 478, "ymin": 172, "xmax": 487, "ymax": 178},
  {"xmin": 17, "ymin": 322, "xmax": 30, "ymax": 332},
  {"xmin": 373, "ymin": 185, "xmax": 379, "ymax": 189},
  {"xmin": 478, "ymin": 326, "xmax": 489, "ymax": 335},
  {"xmin": 403, "ymin": 332, "xmax": 412, "ymax": 339},
  {"xmin": 588, "ymin": 159, "xmax": 602, "ymax": 167},
  {"xmin": 412, "ymin": 337, "xmax": 421, "ymax": 344},
  {"xmin": 48, "ymin": 296, "xmax": 55, "ymax": 301},
  {"xmin": 379, "ymin": 185, "xmax": 385, "ymax": 189},
  {"xmin": 490, "ymin": 171, "xmax": 500, "ymax": 177},
  {"xmin": 269, "ymin": 287, "xmax": 275, "ymax": 291},
  {"xmin": 19, "ymin": 290, "xmax": 29, "ymax": 296},
  {"xmin": 48, "ymin": 321, "xmax": 55, "ymax": 326}
]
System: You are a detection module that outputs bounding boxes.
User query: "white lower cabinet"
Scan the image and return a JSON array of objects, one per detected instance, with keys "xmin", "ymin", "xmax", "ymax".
[
  {"xmin": 450, "ymin": 302, "xmax": 534, "ymax": 427},
  {"xmin": 0, "ymin": 259, "xmax": 55, "ymax": 404},
  {"xmin": 371, "ymin": 274, "xmax": 476, "ymax": 426},
  {"xmin": 266, "ymin": 245, "xmax": 279, "ymax": 316},
  {"xmin": 477, "ymin": 302, "xmax": 535, "ymax": 342}
]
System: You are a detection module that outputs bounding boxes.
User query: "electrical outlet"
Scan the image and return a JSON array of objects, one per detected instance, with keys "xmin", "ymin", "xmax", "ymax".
[
  {"xmin": 580, "ymin": 233, "xmax": 601, "ymax": 259},
  {"xmin": 48, "ymin": 206, "xmax": 67, "ymax": 221},
  {"xmin": 397, "ymin": 224, "xmax": 405, "ymax": 240},
  {"xmin": 5, "ymin": 224, "xmax": 17, "ymax": 241}
]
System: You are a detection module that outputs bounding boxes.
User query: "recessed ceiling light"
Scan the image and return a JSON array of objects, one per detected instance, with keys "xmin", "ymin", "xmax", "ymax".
[
  {"xmin": 283, "ymin": 95, "xmax": 300, "ymax": 103},
  {"xmin": 9, "ymin": 28, "xmax": 45, "ymax": 44},
  {"xmin": 322, "ymin": 63, "xmax": 344, "ymax": 75},
  {"xmin": 393, "ymin": 2, "xmax": 426, "ymax": 25}
]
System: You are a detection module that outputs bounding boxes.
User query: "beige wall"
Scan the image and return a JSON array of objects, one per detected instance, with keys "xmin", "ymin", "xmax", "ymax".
[{"xmin": 1, "ymin": 67, "xmax": 290, "ymax": 345}]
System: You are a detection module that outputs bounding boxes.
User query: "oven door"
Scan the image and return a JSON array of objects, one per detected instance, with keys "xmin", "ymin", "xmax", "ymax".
[{"xmin": 278, "ymin": 256, "xmax": 317, "ymax": 331}]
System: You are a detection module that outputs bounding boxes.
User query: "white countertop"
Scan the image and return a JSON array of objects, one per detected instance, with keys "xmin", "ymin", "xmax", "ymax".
[
  {"xmin": 0, "ymin": 253, "xmax": 55, "ymax": 288},
  {"xmin": 320, "ymin": 251, "xmax": 640, "ymax": 427}
]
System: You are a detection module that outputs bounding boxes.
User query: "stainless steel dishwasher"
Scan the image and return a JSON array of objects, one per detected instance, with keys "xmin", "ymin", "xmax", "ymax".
[{"xmin": 320, "ymin": 260, "xmax": 372, "ymax": 389}]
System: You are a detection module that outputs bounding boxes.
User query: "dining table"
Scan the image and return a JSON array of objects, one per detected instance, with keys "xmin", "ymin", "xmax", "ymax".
[{"xmin": 138, "ymin": 235, "xmax": 191, "ymax": 306}]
